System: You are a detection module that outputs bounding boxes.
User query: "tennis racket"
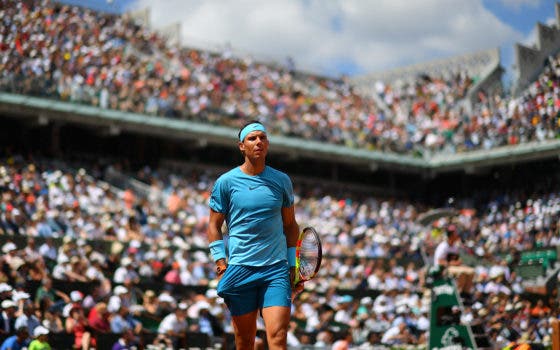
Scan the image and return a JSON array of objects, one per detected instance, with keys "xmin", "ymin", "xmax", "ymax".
[{"xmin": 294, "ymin": 226, "xmax": 322, "ymax": 285}]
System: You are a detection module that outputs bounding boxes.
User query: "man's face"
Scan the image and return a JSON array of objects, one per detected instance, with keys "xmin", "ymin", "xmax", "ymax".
[
  {"xmin": 176, "ymin": 309, "xmax": 187, "ymax": 320},
  {"xmin": 449, "ymin": 231, "xmax": 460, "ymax": 244},
  {"xmin": 239, "ymin": 131, "xmax": 269, "ymax": 159}
]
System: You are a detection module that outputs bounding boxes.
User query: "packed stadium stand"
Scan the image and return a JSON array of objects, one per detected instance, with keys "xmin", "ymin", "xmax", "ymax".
[{"xmin": 1, "ymin": 0, "xmax": 560, "ymax": 349}]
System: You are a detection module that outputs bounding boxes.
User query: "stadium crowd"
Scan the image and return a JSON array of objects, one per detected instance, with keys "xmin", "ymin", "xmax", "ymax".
[
  {"xmin": 1, "ymin": 0, "xmax": 559, "ymax": 157},
  {"xmin": 0, "ymin": 154, "xmax": 558, "ymax": 349},
  {"xmin": 1, "ymin": 0, "xmax": 560, "ymax": 348}
]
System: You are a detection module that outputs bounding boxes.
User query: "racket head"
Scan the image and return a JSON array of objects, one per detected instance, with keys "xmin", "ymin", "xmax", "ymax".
[{"xmin": 295, "ymin": 226, "xmax": 322, "ymax": 284}]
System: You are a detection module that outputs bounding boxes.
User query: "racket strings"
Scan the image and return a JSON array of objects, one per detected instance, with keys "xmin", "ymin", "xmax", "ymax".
[{"xmin": 299, "ymin": 233, "xmax": 320, "ymax": 279}]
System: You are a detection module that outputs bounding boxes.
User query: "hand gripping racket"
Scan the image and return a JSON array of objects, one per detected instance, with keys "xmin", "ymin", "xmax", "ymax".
[{"xmin": 294, "ymin": 226, "xmax": 322, "ymax": 285}]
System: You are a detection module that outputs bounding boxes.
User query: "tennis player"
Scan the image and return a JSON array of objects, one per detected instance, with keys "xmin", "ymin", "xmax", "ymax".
[{"xmin": 207, "ymin": 120, "xmax": 302, "ymax": 349}]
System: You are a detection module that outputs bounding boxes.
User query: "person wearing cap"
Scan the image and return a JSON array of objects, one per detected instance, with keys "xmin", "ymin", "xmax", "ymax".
[
  {"xmin": 155, "ymin": 293, "xmax": 176, "ymax": 318},
  {"xmin": 2, "ymin": 242, "xmax": 17, "ymax": 256},
  {"xmin": 0, "ymin": 300, "xmax": 17, "ymax": 335},
  {"xmin": 14, "ymin": 303, "xmax": 40, "ymax": 336},
  {"xmin": 108, "ymin": 286, "xmax": 131, "ymax": 314},
  {"xmin": 28, "ymin": 325, "xmax": 50, "ymax": 350},
  {"xmin": 0, "ymin": 283, "xmax": 13, "ymax": 298},
  {"xmin": 113, "ymin": 257, "xmax": 139, "ymax": 285},
  {"xmin": 207, "ymin": 120, "xmax": 303, "ymax": 349},
  {"xmin": 433, "ymin": 224, "xmax": 474, "ymax": 294},
  {"xmin": 61, "ymin": 290, "xmax": 85, "ymax": 319},
  {"xmin": 0, "ymin": 326, "xmax": 29, "ymax": 350}
]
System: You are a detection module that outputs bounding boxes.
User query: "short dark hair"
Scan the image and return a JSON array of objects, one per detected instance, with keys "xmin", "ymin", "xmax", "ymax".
[{"xmin": 16, "ymin": 326, "xmax": 28, "ymax": 335}]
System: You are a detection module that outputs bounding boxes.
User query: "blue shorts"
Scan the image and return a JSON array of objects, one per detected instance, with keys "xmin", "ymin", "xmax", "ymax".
[{"xmin": 217, "ymin": 261, "xmax": 291, "ymax": 316}]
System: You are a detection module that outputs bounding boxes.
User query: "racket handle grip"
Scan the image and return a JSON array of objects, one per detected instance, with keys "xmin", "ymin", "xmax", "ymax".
[{"xmin": 287, "ymin": 247, "xmax": 296, "ymax": 267}]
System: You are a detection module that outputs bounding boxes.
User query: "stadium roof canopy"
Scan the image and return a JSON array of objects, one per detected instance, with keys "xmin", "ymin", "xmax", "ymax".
[{"xmin": 351, "ymin": 48, "xmax": 500, "ymax": 86}]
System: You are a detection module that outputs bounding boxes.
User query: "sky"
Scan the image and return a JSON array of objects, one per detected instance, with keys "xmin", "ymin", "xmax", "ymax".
[{"xmin": 57, "ymin": 0, "xmax": 558, "ymax": 83}]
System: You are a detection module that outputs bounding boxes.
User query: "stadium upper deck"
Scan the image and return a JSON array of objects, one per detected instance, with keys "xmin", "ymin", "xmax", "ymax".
[{"xmin": 0, "ymin": 0, "xmax": 559, "ymax": 175}]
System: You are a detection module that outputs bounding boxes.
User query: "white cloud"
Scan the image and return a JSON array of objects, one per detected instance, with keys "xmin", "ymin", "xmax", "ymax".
[{"xmin": 131, "ymin": 0, "xmax": 524, "ymax": 77}]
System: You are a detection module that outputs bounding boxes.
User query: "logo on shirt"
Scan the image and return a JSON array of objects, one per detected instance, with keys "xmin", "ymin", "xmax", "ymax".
[{"xmin": 249, "ymin": 186, "xmax": 259, "ymax": 190}]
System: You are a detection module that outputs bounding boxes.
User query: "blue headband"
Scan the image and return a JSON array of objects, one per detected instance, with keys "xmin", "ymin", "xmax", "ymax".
[{"xmin": 239, "ymin": 123, "xmax": 267, "ymax": 141}]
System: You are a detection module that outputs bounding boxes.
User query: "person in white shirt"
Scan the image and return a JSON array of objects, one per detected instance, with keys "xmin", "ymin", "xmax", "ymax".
[
  {"xmin": 113, "ymin": 257, "xmax": 139, "ymax": 284},
  {"xmin": 157, "ymin": 303, "xmax": 189, "ymax": 349},
  {"xmin": 38, "ymin": 238, "xmax": 57, "ymax": 261},
  {"xmin": 286, "ymin": 320, "xmax": 300, "ymax": 348},
  {"xmin": 433, "ymin": 225, "xmax": 461, "ymax": 268},
  {"xmin": 14, "ymin": 303, "xmax": 40, "ymax": 336},
  {"xmin": 433, "ymin": 224, "xmax": 474, "ymax": 294},
  {"xmin": 108, "ymin": 286, "xmax": 130, "ymax": 314},
  {"xmin": 381, "ymin": 322, "xmax": 413, "ymax": 345}
]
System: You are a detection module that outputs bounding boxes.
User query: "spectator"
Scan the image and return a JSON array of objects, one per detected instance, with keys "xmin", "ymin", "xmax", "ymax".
[
  {"xmin": 34, "ymin": 277, "xmax": 70, "ymax": 311},
  {"xmin": 65, "ymin": 306, "xmax": 95, "ymax": 350},
  {"xmin": 332, "ymin": 329, "xmax": 353, "ymax": 350},
  {"xmin": 381, "ymin": 322, "xmax": 415, "ymax": 345},
  {"xmin": 1, "ymin": 154, "xmax": 560, "ymax": 347},
  {"xmin": 155, "ymin": 293, "xmax": 176, "ymax": 319},
  {"xmin": 433, "ymin": 224, "xmax": 474, "ymax": 294},
  {"xmin": 14, "ymin": 303, "xmax": 40, "ymax": 336},
  {"xmin": 28, "ymin": 325, "xmax": 51, "ymax": 350},
  {"xmin": 314, "ymin": 329, "xmax": 334, "ymax": 348},
  {"xmin": 0, "ymin": 326, "xmax": 29, "ymax": 350},
  {"xmin": 189, "ymin": 300, "xmax": 223, "ymax": 339},
  {"xmin": 163, "ymin": 261, "xmax": 181, "ymax": 285},
  {"xmin": 62, "ymin": 291, "xmax": 84, "ymax": 319},
  {"xmin": 0, "ymin": 283, "xmax": 14, "ymax": 302},
  {"xmin": 87, "ymin": 302, "xmax": 111, "ymax": 334},
  {"xmin": 40, "ymin": 308, "xmax": 63, "ymax": 334},
  {"xmin": 108, "ymin": 286, "xmax": 131, "ymax": 314},
  {"xmin": 111, "ymin": 327, "xmax": 140, "ymax": 350},
  {"xmin": 138, "ymin": 290, "xmax": 161, "ymax": 333},
  {"xmin": 157, "ymin": 302, "xmax": 189, "ymax": 349},
  {"xmin": 0, "ymin": 300, "xmax": 18, "ymax": 335},
  {"xmin": 65, "ymin": 257, "xmax": 88, "ymax": 283},
  {"xmin": 110, "ymin": 306, "xmax": 142, "ymax": 335},
  {"xmin": 38, "ymin": 238, "xmax": 57, "ymax": 262},
  {"xmin": 113, "ymin": 257, "xmax": 139, "ymax": 285},
  {"xmin": 141, "ymin": 290, "xmax": 159, "ymax": 316}
]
